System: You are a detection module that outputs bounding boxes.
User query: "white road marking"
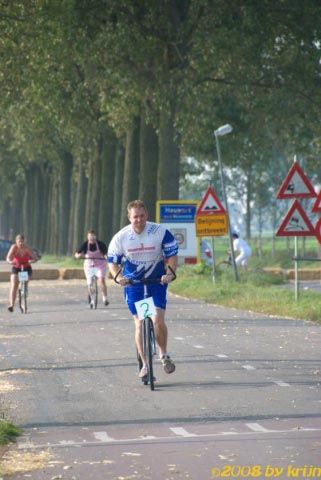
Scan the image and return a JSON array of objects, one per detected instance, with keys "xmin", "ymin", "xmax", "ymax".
[
  {"xmin": 174, "ymin": 337, "xmax": 184, "ymax": 341},
  {"xmin": 16, "ymin": 425, "xmax": 321, "ymax": 450},
  {"xmin": 170, "ymin": 427, "xmax": 196, "ymax": 437},
  {"xmin": 242, "ymin": 364, "xmax": 256, "ymax": 370},
  {"xmin": 216, "ymin": 354, "xmax": 228, "ymax": 358},
  {"xmin": 246, "ymin": 423, "xmax": 273, "ymax": 433},
  {"xmin": 193, "ymin": 345, "xmax": 205, "ymax": 349},
  {"xmin": 274, "ymin": 380, "xmax": 291, "ymax": 387},
  {"xmin": 93, "ymin": 431, "xmax": 115, "ymax": 442}
]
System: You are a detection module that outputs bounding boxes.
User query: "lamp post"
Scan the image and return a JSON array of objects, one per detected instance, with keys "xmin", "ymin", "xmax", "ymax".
[{"xmin": 214, "ymin": 124, "xmax": 239, "ymax": 281}]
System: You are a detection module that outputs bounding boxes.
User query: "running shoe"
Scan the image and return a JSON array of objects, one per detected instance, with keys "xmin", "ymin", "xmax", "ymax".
[
  {"xmin": 139, "ymin": 365, "xmax": 148, "ymax": 378},
  {"xmin": 161, "ymin": 355, "xmax": 176, "ymax": 374}
]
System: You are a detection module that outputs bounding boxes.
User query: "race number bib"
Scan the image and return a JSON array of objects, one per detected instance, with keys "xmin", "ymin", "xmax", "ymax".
[
  {"xmin": 18, "ymin": 271, "xmax": 29, "ymax": 282},
  {"xmin": 135, "ymin": 296, "xmax": 157, "ymax": 320},
  {"xmin": 88, "ymin": 267, "xmax": 97, "ymax": 278}
]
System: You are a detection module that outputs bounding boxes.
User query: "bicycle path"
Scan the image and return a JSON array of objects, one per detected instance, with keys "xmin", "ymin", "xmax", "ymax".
[{"xmin": 0, "ymin": 280, "xmax": 320, "ymax": 479}]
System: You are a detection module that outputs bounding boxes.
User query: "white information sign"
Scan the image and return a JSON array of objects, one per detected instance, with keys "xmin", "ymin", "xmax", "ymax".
[{"xmin": 18, "ymin": 271, "xmax": 29, "ymax": 282}]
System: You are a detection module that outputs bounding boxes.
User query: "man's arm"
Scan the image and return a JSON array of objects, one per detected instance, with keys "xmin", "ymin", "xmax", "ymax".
[
  {"xmin": 162, "ymin": 255, "xmax": 178, "ymax": 284},
  {"xmin": 108, "ymin": 262, "xmax": 129, "ymax": 286}
]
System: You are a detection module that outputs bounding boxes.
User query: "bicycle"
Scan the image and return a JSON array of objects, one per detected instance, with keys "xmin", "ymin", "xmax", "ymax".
[
  {"xmin": 114, "ymin": 266, "xmax": 176, "ymax": 391},
  {"xmin": 18, "ymin": 265, "xmax": 31, "ymax": 314},
  {"xmin": 84, "ymin": 257, "xmax": 108, "ymax": 309},
  {"xmin": 216, "ymin": 253, "xmax": 232, "ymax": 270}
]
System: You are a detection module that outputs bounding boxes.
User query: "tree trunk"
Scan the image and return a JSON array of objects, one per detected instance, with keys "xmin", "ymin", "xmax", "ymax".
[
  {"xmin": 73, "ymin": 158, "xmax": 88, "ymax": 251},
  {"xmin": 139, "ymin": 112, "xmax": 158, "ymax": 221},
  {"xmin": 58, "ymin": 151, "xmax": 73, "ymax": 254},
  {"xmin": 99, "ymin": 127, "xmax": 116, "ymax": 243},
  {"xmin": 245, "ymin": 168, "xmax": 252, "ymax": 239},
  {"xmin": 112, "ymin": 142, "xmax": 125, "ymax": 233},
  {"xmin": 120, "ymin": 117, "xmax": 140, "ymax": 227},
  {"xmin": 85, "ymin": 145, "xmax": 102, "ymax": 233},
  {"xmin": 157, "ymin": 108, "xmax": 179, "ymax": 200}
]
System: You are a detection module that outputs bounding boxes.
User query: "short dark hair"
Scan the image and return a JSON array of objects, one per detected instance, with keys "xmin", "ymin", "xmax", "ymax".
[{"xmin": 232, "ymin": 232, "xmax": 239, "ymax": 239}]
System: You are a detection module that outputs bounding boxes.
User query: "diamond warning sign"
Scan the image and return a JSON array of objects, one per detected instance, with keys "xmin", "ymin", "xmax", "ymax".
[
  {"xmin": 276, "ymin": 162, "xmax": 316, "ymax": 199},
  {"xmin": 276, "ymin": 200, "xmax": 315, "ymax": 237},
  {"xmin": 196, "ymin": 186, "xmax": 225, "ymax": 215}
]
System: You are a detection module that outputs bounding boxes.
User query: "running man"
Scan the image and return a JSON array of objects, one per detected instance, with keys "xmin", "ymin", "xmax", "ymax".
[
  {"xmin": 232, "ymin": 232, "xmax": 252, "ymax": 267},
  {"xmin": 75, "ymin": 230, "xmax": 109, "ymax": 306},
  {"xmin": 108, "ymin": 200, "xmax": 178, "ymax": 378}
]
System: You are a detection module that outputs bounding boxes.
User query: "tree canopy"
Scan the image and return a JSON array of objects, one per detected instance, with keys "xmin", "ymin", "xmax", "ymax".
[{"xmin": 1, "ymin": 0, "xmax": 321, "ymax": 251}]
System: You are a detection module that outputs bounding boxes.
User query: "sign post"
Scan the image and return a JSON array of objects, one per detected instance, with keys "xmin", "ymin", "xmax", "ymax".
[
  {"xmin": 276, "ymin": 157, "xmax": 316, "ymax": 300},
  {"xmin": 156, "ymin": 200, "xmax": 199, "ymax": 265},
  {"xmin": 195, "ymin": 186, "xmax": 228, "ymax": 282}
]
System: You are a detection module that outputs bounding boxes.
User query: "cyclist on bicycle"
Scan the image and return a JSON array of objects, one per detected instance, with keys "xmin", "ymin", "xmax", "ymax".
[
  {"xmin": 75, "ymin": 230, "xmax": 109, "ymax": 306},
  {"xmin": 108, "ymin": 200, "xmax": 178, "ymax": 379},
  {"xmin": 6, "ymin": 234, "xmax": 38, "ymax": 312}
]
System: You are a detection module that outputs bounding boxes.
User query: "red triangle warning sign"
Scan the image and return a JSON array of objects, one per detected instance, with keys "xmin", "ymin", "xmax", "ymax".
[
  {"xmin": 196, "ymin": 186, "xmax": 226, "ymax": 215},
  {"xmin": 276, "ymin": 200, "xmax": 315, "ymax": 237},
  {"xmin": 312, "ymin": 191, "xmax": 321, "ymax": 213},
  {"xmin": 276, "ymin": 162, "xmax": 316, "ymax": 199}
]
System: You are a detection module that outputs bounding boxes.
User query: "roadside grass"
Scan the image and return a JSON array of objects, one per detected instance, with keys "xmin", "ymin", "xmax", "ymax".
[
  {"xmin": 170, "ymin": 265, "xmax": 321, "ymax": 324},
  {"xmin": 39, "ymin": 255, "xmax": 80, "ymax": 268},
  {"xmin": 0, "ymin": 419, "xmax": 20, "ymax": 445}
]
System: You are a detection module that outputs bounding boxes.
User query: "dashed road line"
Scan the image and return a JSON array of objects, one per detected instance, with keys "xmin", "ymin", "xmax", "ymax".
[{"xmin": 17, "ymin": 425, "xmax": 321, "ymax": 451}]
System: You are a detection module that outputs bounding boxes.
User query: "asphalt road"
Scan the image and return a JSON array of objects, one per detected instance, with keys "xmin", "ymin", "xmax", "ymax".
[{"xmin": 0, "ymin": 279, "xmax": 321, "ymax": 479}]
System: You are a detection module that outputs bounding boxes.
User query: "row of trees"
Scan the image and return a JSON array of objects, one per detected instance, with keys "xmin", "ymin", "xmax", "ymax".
[{"xmin": 1, "ymin": 1, "xmax": 321, "ymax": 253}]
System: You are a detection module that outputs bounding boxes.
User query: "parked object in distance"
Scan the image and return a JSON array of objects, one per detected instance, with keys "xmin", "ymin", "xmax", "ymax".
[{"xmin": 0, "ymin": 239, "xmax": 42, "ymax": 260}]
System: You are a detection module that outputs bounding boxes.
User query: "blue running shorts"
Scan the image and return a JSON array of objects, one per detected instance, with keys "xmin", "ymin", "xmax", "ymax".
[{"xmin": 124, "ymin": 283, "xmax": 167, "ymax": 315}]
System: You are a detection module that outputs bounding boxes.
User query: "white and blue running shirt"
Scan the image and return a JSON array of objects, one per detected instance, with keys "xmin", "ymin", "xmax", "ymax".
[{"xmin": 108, "ymin": 222, "xmax": 178, "ymax": 280}]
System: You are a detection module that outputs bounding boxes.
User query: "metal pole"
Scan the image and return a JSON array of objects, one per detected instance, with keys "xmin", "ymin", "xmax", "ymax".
[
  {"xmin": 215, "ymin": 133, "xmax": 239, "ymax": 281},
  {"xmin": 294, "ymin": 236, "xmax": 299, "ymax": 301},
  {"xmin": 211, "ymin": 237, "xmax": 215, "ymax": 283}
]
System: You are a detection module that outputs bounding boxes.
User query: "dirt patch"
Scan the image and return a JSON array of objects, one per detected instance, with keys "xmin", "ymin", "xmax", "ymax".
[
  {"xmin": 0, "ymin": 449, "xmax": 53, "ymax": 476},
  {"xmin": 0, "ymin": 379, "xmax": 19, "ymax": 393}
]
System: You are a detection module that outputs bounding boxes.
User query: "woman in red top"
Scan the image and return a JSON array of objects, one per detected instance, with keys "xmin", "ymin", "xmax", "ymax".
[{"xmin": 6, "ymin": 234, "xmax": 38, "ymax": 312}]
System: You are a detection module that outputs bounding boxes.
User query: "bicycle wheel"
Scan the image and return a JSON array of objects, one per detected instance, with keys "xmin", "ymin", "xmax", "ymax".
[
  {"xmin": 144, "ymin": 317, "xmax": 155, "ymax": 391},
  {"xmin": 19, "ymin": 282, "xmax": 27, "ymax": 314},
  {"xmin": 89, "ymin": 276, "xmax": 98, "ymax": 309}
]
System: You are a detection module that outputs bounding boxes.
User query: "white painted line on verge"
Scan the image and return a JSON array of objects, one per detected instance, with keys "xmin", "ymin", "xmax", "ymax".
[
  {"xmin": 170, "ymin": 427, "xmax": 196, "ymax": 437},
  {"xmin": 274, "ymin": 380, "xmax": 291, "ymax": 387},
  {"xmin": 93, "ymin": 431, "xmax": 115, "ymax": 442}
]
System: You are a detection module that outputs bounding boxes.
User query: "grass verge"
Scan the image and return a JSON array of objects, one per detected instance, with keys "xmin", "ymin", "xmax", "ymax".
[
  {"xmin": 170, "ymin": 265, "xmax": 321, "ymax": 324},
  {"xmin": 0, "ymin": 419, "xmax": 20, "ymax": 445}
]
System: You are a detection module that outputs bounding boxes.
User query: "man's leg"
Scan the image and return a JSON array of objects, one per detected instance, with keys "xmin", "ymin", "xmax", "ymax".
[
  {"xmin": 134, "ymin": 315, "xmax": 147, "ymax": 377},
  {"xmin": 153, "ymin": 308, "xmax": 175, "ymax": 374}
]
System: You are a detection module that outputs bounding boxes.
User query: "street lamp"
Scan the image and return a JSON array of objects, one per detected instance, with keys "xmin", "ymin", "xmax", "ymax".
[{"xmin": 214, "ymin": 124, "xmax": 239, "ymax": 281}]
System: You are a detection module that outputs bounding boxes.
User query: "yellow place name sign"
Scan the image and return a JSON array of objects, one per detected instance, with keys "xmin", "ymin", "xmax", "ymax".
[{"xmin": 195, "ymin": 213, "xmax": 228, "ymax": 237}]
